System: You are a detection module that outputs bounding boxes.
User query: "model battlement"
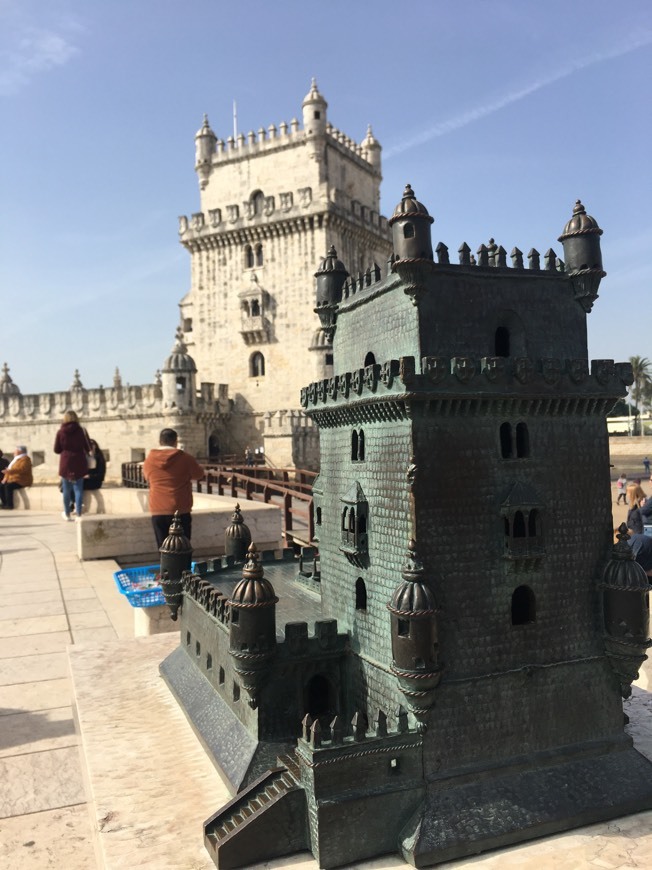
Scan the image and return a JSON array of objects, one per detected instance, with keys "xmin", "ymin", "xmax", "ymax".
[
  {"xmin": 297, "ymin": 707, "xmax": 420, "ymax": 755},
  {"xmin": 300, "ymin": 357, "xmax": 633, "ymax": 410}
]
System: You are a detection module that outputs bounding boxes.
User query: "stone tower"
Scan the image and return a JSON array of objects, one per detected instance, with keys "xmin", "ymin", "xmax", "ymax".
[{"xmin": 177, "ymin": 80, "xmax": 392, "ymax": 467}]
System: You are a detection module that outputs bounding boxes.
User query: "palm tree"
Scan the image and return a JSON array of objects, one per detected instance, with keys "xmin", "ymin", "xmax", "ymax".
[{"xmin": 629, "ymin": 356, "xmax": 652, "ymax": 434}]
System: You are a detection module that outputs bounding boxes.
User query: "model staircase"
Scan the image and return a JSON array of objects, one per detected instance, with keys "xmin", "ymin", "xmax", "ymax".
[{"xmin": 204, "ymin": 759, "xmax": 309, "ymax": 869}]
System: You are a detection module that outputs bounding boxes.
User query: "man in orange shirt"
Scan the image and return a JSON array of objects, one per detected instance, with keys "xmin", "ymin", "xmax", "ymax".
[
  {"xmin": 0, "ymin": 446, "xmax": 33, "ymax": 509},
  {"xmin": 143, "ymin": 428, "xmax": 205, "ymax": 547}
]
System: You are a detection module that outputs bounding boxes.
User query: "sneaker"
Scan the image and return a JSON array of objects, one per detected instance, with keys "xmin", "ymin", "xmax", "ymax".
[{"xmin": 62, "ymin": 512, "xmax": 73, "ymax": 522}]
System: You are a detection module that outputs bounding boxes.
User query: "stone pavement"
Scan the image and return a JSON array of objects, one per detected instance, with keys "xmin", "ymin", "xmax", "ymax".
[
  {"xmin": 0, "ymin": 510, "xmax": 133, "ymax": 870},
  {"xmin": 1, "ymin": 498, "xmax": 651, "ymax": 870}
]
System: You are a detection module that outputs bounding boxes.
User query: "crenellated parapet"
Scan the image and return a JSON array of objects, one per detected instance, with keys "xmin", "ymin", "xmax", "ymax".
[
  {"xmin": 300, "ymin": 356, "xmax": 633, "ymax": 421},
  {"xmin": 297, "ymin": 706, "xmax": 420, "ymax": 758}
]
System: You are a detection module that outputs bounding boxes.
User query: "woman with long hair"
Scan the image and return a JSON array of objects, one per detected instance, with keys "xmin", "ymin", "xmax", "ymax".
[{"xmin": 53, "ymin": 410, "xmax": 92, "ymax": 520}]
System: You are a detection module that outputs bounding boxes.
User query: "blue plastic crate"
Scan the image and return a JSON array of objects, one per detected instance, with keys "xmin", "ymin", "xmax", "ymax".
[{"xmin": 113, "ymin": 565, "xmax": 166, "ymax": 608}]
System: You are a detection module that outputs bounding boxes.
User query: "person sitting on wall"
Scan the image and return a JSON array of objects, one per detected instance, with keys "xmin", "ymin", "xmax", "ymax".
[
  {"xmin": 143, "ymin": 428, "xmax": 205, "ymax": 548},
  {"xmin": 0, "ymin": 446, "xmax": 33, "ymax": 509},
  {"xmin": 83, "ymin": 440, "xmax": 106, "ymax": 491},
  {"xmin": 0, "ymin": 450, "xmax": 9, "ymax": 475},
  {"xmin": 627, "ymin": 532, "xmax": 652, "ymax": 577}
]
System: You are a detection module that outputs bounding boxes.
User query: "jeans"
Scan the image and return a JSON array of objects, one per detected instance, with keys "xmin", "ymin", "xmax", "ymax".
[
  {"xmin": 0, "ymin": 483, "xmax": 22, "ymax": 509},
  {"xmin": 62, "ymin": 477, "xmax": 84, "ymax": 517}
]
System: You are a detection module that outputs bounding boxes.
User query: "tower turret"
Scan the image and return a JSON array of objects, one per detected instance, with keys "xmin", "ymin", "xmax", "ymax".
[
  {"xmin": 314, "ymin": 245, "xmax": 348, "ymax": 342},
  {"xmin": 228, "ymin": 543, "xmax": 278, "ymax": 707},
  {"xmin": 224, "ymin": 503, "xmax": 252, "ymax": 561},
  {"xmin": 558, "ymin": 199, "xmax": 606, "ymax": 312},
  {"xmin": 388, "ymin": 183, "xmax": 434, "ymax": 261},
  {"xmin": 195, "ymin": 114, "xmax": 216, "ymax": 190},
  {"xmin": 361, "ymin": 125, "xmax": 381, "ymax": 173},
  {"xmin": 0, "ymin": 363, "xmax": 20, "ymax": 396},
  {"xmin": 387, "ymin": 540, "xmax": 442, "ymax": 721},
  {"xmin": 601, "ymin": 524, "xmax": 651, "ymax": 698},
  {"xmin": 161, "ymin": 327, "xmax": 198, "ymax": 412},
  {"xmin": 302, "ymin": 78, "xmax": 328, "ymax": 136},
  {"xmin": 159, "ymin": 512, "xmax": 193, "ymax": 621}
]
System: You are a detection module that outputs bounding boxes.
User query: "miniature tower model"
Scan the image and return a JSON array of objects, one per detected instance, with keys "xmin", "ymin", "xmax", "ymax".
[
  {"xmin": 177, "ymin": 81, "xmax": 392, "ymax": 466},
  {"xmin": 163, "ymin": 185, "xmax": 652, "ymax": 870}
]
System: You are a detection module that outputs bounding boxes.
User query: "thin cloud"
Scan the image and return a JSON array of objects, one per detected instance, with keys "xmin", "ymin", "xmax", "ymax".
[
  {"xmin": 0, "ymin": 25, "xmax": 79, "ymax": 96},
  {"xmin": 385, "ymin": 31, "xmax": 652, "ymax": 159}
]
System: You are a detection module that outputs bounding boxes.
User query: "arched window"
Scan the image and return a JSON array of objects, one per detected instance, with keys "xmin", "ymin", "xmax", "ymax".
[
  {"xmin": 528, "ymin": 509, "xmax": 540, "ymax": 538},
  {"xmin": 516, "ymin": 422, "xmax": 530, "ymax": 458},
  {"xmin": 316, "ymin": 506, "xmax": 322, "ymax": 525},
  {"xmin": 403, "ymin": 223, "xmax": 415, "ymax": 239},
  {"xmin": 355, "ymin": 578, "xmax": 367, "ymax": 611},
  {"xmin": 250, "ymin": 352, "xmax": 265, "ymax": 377},
  {"xmin": 251, "ymin": 191, "xmax": 264, "ymax": 217},
  {"xmin": 364, "ymin": 352, "xmax": 376, "ymax": 367},
  {"xmin": 358, "ymin": 430, "xmax": 365, "ymax": 461},
  {"xmin": 348, "ymin": 507, "xmax": 356, "ymax": 533},
  {"xmin": 512, "ymin": 585, "xmax": 536, "ymax": 625},
  {"xmin": 255, "ymin": 243, "xmax": 263, "ymax": 266},
  {"xmin": 251, "ymin": 299, "xmax": 260, "ymax": 317},
  {"xmin": 351, "ymin": 430, "xmax": 359, "ymax": 461},
  {"xmin": 500, "ymin": 422, "xmax": 512, "ymax": 458},
  {"xmin": 341, "ymin": 507, "xmax": 348, "ymax": 531},
  {"xmin": 513, "ymin": 511, "xmax": 526, "ymax": 538},
  {"xmin": 495, "ymin": 326, "xmax": 510, "ymax": 357},
  {"xmin": 244, "ymin": 245, "xmax": 254, "ymax": 269}
]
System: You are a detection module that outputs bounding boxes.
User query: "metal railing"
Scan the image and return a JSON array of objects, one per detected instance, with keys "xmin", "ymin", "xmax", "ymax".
[{"xmin": 121, "ymin": 461, "xmax": 316, "ymax": 545}]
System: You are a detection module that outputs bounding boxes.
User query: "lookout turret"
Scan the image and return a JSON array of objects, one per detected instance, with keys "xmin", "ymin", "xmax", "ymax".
[
  {"xmin": 302, "ymin": 78, "xmax": 328, "ymax": 137},
  {"xmin": 388, "ymin": 183, "xmax": 434, "ymax": 261},
  {"xmin": 195, "ymin": 114, "xmax": 217, "ymax": 190}
]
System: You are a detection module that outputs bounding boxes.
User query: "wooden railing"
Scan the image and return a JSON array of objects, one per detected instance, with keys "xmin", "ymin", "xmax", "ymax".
[{"xmin": 120, "ymin": 461, "xmax": 316, "ymax": 545}]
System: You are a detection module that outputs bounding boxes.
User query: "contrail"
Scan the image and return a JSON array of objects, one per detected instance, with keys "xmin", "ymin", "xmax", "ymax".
[{"xmin": 385, "ymin": 31, "xmax": 652, "ymax": 159}]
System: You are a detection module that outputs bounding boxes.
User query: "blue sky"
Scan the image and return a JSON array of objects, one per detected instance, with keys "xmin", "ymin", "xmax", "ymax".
[{"xmin": 1, "ymin": 0, "xmax": 650, "ymax": 394}]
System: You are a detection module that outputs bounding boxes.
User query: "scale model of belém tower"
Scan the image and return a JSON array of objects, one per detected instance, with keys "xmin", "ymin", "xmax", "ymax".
[{"xmin": 162, "ymin": 185, "xmax": 652, "ymax": 868}]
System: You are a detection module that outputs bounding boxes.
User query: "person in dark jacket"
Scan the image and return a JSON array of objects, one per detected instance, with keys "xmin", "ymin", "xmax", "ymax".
[
  {"xmin": 83, "ymin": 440, "xmax": 106, "ymax": 491},
  {"xmin": 627, "ymin": 496, "xmax": 646, "ymax": 536},
  {"xmin": 53, "ymin": 410, "xmax": 92, "ymax": 520}
]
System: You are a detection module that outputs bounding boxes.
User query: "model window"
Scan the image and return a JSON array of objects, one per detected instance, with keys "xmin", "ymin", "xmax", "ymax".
[
  {"xmin": 500, "ymin": 422, "xmax": 513, "ymax": 459},
  {"xmin": 351, "ymin": 430, "xmax": 359, "ymax": 461},
  {"xmin": 355, "ymin": 578, "xmax": 367, "ymax": 611},
  {"xmin": 250, "ymin": 352, "xmax": 265, "ymax": 377},
  {"xmin": 251, "ymin": 299, "xmax": 261, "ymax": 317},
  {"xmin": 403, "ymin": 223, "xmax": 415, "ymax": 239},
  {"xmin": 364, "ymin": 352, "xmax": 376, "ymax": 366},
  {"xmin": 495, "ymin": 327, "xmax": 510, "ymax": 357},
  {"xmin": 516, "ymin": 422, "xmax": 530, "ymax": 458},
  {"xmin": 512, "ymin": 585, "xmax": 536, "ymax": 625}
]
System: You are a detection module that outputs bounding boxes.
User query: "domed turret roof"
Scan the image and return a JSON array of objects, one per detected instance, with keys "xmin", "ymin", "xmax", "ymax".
[
  {"xmin": 302, "ymin": 77, "xmax": 327, "ymax": 108},
  {"xmin": 225, "ymin": 503, "xmax": 252, "ymax": 543},
  {"xmin": 0, "ymin": 363, "xmax": 20, "ymax": 396},
  {"xmin": 362, "ymin": 124, "xmax": 380, "ymax": 150},
  {"xmin": 388, "ymin": 541, "xmax": 437, "ymax": 614},
  {"xmin": 602, "ymin": 525, "xmax": 651, "ymax": 592},
  {"xmin": 229, "ymin": 544, "xmax": 278, "ymax": 606},
  {"xmin": 195, "ymin": 113, "xmax": 216, "ymax": 140},
  {"xmin": 160, "ymin": 512, "xmax": 192, "ymax": 554},
  {"xmin": 315, "ymin": 245, "xmax": 348, "ymax": 278},
  {"xmin": 162, "ymin": 328, "xmax": 197, "ymax": 374},
  {"xmin": 558, "ymin": 200, "xmax": 603, "ymax": 241},
  {"xmin": 389, "ymin": 184, "xmax": 434, "ymax": 226}
]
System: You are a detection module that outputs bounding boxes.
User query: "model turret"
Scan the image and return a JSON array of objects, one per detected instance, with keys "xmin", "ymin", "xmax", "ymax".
[
  {"xmin": 388, "ymin": 184, "xmax": 434, "ymax": 261},
  {"xmin": 388, "ymin": 540, "xmax": 442, "ymax": 721},
  {"xmin": 195, "ymin": 114, "xmax": 217, "ymax": 190},
  {"xmin": 558, "ymin": 200, "xmax": 606, "ymax": 312},
  {"xmin": 228, "ymin": 543, "xmax": 278, "ymax": 707},
  {"xmin": 314, "ymin": 245, "xmax": 349, "ymax": 340},
  {"xmin": 224, "ymin": 503, "xmax": 252, "ymax": 561},
  {"xmin": 601, "ymin": 524, "xmax": 651, "ymax": 698},
  {"xmin": 302, "ymin": 78, "xmax": 327, "ymax": 136},
  {"xmin": 159, "ymin": 512, "xmax": 193, "ymax": 620}
]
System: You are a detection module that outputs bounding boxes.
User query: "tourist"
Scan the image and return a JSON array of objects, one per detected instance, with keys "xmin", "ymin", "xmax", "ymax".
[
  {"xmin": 627, "ymin": 533, "xmax": 652, "ymax": 576},
  {"xmin": 54, "ymin": 411, "xmax": 93, "ymax": 521},
  {"xmin": 626, "ymin": 479, "xmax": 646, "ymax": 508},
  {"xmin": 627, "ymin": 496, "xmax": 646, "ymax": 536},
  {"xmin": 644, "ymin": 457, "xmax": 651, "ymax": 475},
  {"xmin": 143, "ymin": 428, "xmax": 204, "ymax": 547},
  {"xmin": 0, "ymin": 450, "xmax": 8, "ymax": 474},
  {"xmin": 0, "ymin": 446, "xmax": 33, "ymax": 509},
  {"xmin": 83, "ymin": 439, "xmax": 106, "ymax": 491},
  {"xmin": 615, "ymin": 473, "xmax": 628, "ymax": 505}
]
